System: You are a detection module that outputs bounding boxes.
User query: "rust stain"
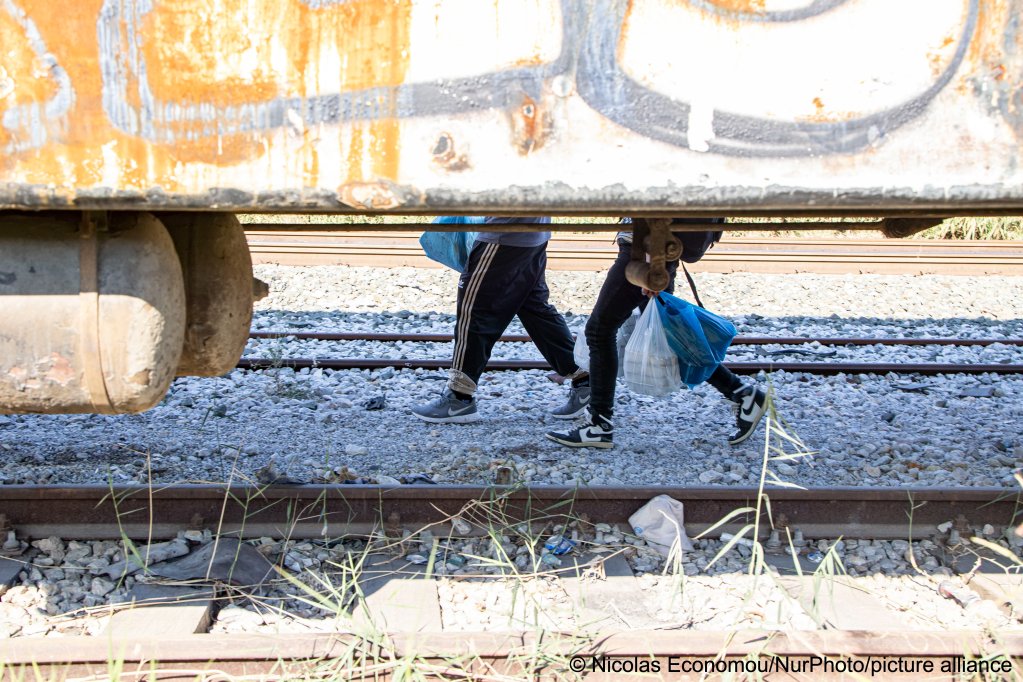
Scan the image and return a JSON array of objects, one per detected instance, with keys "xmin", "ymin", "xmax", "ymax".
[
  {"xmin": 665, "ymin": 0, "xmax": 768, "ymax": 29},
  {"xmin": 332, "ymin": 0, "xmax": 411, "ymax": 182},
  {"xmin": 510, "ymin": 95, "xmax": 550, "ymax": 155},
  {"xmin": 141, "ymin": 2, "xmax": 282, "ymax": 105},
  {"xmin": 966, "ymin": 0, "xmax": 1008, "ymax": 69},
  {"xmin": 960, "ymin": 0, "xmax": 1023, "ymax": 144},
  {"xmin": 704, "ymin": 0, "xmax": 766, "ymax": 13},
  {"xmin": 512, "ymin": 55, "xmax": 546, "ymax": 68},
  {"xmin": 798, "ymin": 99, "xmax": 858, "ymax": 124},
  {"xmin": 42, "ymin": 352, "xmax": 74, "ymax": 386},
  {"xmin": 347, "ymin": 124, "xmax": 366, "ymax": 183},
  {"xmin": 367, "ymin": 118, "xmax": 402, "ymax": 182},
  {"xmin": 140, "ymin": 0, "xmax": 411, "ymax": 100},
  {"xmin": 0, "ymin": 10, "xmax": 56, "ymax": 105},
  {"xmin": 926, "ymin": 33, "xmax": 959, "ymax": 79},
  {"xmin": 2, "ymin": 0, "xmax": 193, "ymax": 188},
  {"xmin": 6, "ymin": 366, "xmax": 27, "ymax": 388},
  {"xmin": 0, "ymin": 8, "xmax": 58, "ymax": 151},
  {"xmin": 336, "ymin": 180, "xmax": 402, "ymax": 210},
  {"xmin": 514, "ymin": 96, "xmax": 539, "ymax": 153},
  {"xmin": 618, "ymin": 1, "xmax": 635, "ymax": 67},
  {"xmin": 5, "ymin": 0, "xmax": 411, "ymax": 193},
  {"xmin": 431, "ymin": 132, "xmax": 471, "ymax": 172}
]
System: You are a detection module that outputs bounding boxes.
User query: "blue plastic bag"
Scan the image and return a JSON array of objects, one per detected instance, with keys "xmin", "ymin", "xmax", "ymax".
[
  {"xmin": 656, "ymin": 292, "xmax": 736, "ymax": 387},
  {"xmin": 419, "ymin": 216, "xmax": 485, "ymax": 272}
]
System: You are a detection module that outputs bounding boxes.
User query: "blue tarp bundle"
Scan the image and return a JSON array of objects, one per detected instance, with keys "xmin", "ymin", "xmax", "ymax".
[
  {"xmin": 656, "ymin": 292, "xmax": 737, "ymax": 388},
  {"xmin": 419, "ymin": 216, "xmax": 485, "ymax": 272}
]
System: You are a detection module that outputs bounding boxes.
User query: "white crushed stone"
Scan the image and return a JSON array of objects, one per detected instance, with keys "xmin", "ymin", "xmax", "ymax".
[{"xmin": 6, "ymin": 522, "xmax": 1018, "ymax": 637}]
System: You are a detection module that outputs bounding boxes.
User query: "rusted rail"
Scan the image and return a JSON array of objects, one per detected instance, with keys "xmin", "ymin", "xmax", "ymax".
[
  {"xmin": 0, "ymin": 485, "xmax": 1015, "ymax": 542},
  {"xmin": 245, "ymin": 231, "xmax": 1023, "ymax": 275}
]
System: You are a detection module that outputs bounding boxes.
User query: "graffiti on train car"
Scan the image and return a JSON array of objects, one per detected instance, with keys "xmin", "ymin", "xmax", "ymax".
[
  {"xmin": 1, "ymin": 0, "xmax": 1022, "ymax": 206},
  {"xmin": 90, "ymin": 0, "xmax": 981, "ymax": 158}
]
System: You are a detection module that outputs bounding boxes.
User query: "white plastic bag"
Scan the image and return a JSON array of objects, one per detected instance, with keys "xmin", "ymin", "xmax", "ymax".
[
  {"xmin": 623, "ymin": 299, "xmax": 681, "ymax": 397},
  {"xmin": 629, "ymin": 495, "xmax": 695, "ymax": 557},
  {"xmin": 573, "ymin": 326, "xmax": 589, "ymax": 371}
]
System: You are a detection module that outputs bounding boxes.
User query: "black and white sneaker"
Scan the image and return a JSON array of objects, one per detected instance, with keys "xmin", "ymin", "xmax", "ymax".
[
  {"xmin": 551, "ymin": 385, "xmax": 591, "ymax": 419},
  {"xmin": 411, "ymin": 389, "xmax": 480, "ymax": 424},
  {"xmin": 546, "ymin": 407, "xmax": 613, "ymax": 449},
  {"xmin": 728, "ymin": 385, "xmax": 767, "ymax": 445}
]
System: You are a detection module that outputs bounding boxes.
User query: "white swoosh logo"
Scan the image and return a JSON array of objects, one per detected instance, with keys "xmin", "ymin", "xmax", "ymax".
[{"xmin": 739, "ymin": 395, "xmax": 756, "ymax": 420}]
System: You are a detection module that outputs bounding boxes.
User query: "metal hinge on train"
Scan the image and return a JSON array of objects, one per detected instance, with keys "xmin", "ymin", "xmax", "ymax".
[{"xmin": 624, "ymin": 218, "xmax": 681, "ymax": 293}]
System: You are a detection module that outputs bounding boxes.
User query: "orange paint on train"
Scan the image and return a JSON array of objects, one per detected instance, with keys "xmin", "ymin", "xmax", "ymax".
[
  {"xmin": 0, "ymin": 10, "xmax": 57, "ymax": 105},
  {"xmin": 331, "ymin": 0, "xmax": 411, "ymax": 182},
  {"xmin": 0, "ymin": 7, "xmax": 58, "ymax": 152},
  {"xmin": 3, "ymin": 1, "xmax": 156, "ymax": 191},
  {"xmin": 704, "ymin": 0, "xmax": 766, "ymax": 13},
  {"xmin": 140, "ymin": 1, "xmax": 282, "ymax": 105},
  {"xmin": 4, "ymin": 0, "xmax": 411, "ymax": 195}
]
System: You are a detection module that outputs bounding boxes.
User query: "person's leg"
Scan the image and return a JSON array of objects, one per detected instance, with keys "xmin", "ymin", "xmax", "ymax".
[
  {"xmin": 706, "ymin": 365, "xmax": 743, "ymax": 396},
  {"xmin": 702, "ymin": 340, "xmax": 768, "ymax": 445},
  {"xmin": 514, "ymin": 254, "xmax": 593, "ymax": 418},
  {"xmin": 449, "ymin": 243, "xmax": 537, "ymax": 395},
  {"xmin": 413, "ymin": 242, "xmax": 533, "ymax": 423},
  {"xmin": 515, "ymin": 252, "xmax": 579, "ymax": 379},
  {"xmin": 585, "ymin": 243, "xmax": 656, "ymax": 419},
  {"xmin": 546, "ymin": 243, "xmax": 649, "ymax": 448}
]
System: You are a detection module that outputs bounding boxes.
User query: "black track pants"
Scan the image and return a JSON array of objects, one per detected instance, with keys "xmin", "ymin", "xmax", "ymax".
[{"xmin": 449, "ymin": 241, "xmax": 579, "ymax": 394}]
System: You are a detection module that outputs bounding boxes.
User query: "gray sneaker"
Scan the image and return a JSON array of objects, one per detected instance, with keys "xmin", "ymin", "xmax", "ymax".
[
  {"xmin": 411, "ymin": 389, "xmax": 480, "ymax": 424},
  {"xmin": 551, "ymin": 385, "xmax": 591, "ymax": 419}
]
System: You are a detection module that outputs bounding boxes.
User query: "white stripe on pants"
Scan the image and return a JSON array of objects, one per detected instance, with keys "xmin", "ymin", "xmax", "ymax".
[{"xmin": 449, "ymin": 242, "xmax": 499, "ymax": 394}]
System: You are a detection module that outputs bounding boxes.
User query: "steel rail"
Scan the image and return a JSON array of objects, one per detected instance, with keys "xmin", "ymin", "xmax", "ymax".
[
  {"xmin": 246, "ymin": 221, "xmax": 893, "ymax": 232},
  {"xmin": 0, "ymin": 485, "xmax": 1015, "ymax": 541},
  {"xmin": 237, "ymin": 357, "xmax": 1023, "ymax": 375},
  {"xmin": 242, "ymin": 221, "xmax": 997, "ymax": 233},
  {"xmin": 250, "ymin": 330, "xmax": 1023, "ymax": 347},
  {"xmin": 245, "ymin": 232, "xmax": 1023, "ymax": 274}
]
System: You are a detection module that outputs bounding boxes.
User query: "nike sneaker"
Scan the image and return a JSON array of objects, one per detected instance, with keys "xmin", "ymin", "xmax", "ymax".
[
  {"xmin": 551, "ymin": 384, "xmax": 591, "ymax": 419},
  {"xmin": 411, "ymin": 389, "xmax": 480, "ymax": 424},
  {"xmin": 728, "ymin": 385, "xmax": 767, "ymax": 445},
  {"xmin": 545, "ymin": 407, "xmax": 613, "ymax": 449}
]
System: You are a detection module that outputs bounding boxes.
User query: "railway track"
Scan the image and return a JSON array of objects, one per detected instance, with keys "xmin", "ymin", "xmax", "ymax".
[
  {"xmin": 238, "ymin": 357, "xmax": 1023, "ymax": 376},
  {"xmin": 0, "ymin": 485, "xmax": 1020, "ymax": 678},
  {"xmin": 250, "ymin": 331, "xmax": 1023, "ymax": 347},
  {"xmin": 244, "ymin": 230, "xmax": 1023, "ymax": 276},
  {"xmin": 242, "ymin": 331, "xmax": 1023, "ymax": 375}
]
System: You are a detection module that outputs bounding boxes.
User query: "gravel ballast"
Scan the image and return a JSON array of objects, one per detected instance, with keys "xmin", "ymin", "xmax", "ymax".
[
  {"xmin": 0, "ymin": 265, "xmax": 1020, "ymax": 488},
  {"xmin": 4, "ymin": 522, "xmax": 1019, "ymax": 637}
]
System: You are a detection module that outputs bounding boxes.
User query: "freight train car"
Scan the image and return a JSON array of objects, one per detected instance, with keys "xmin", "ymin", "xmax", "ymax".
[{"xmin": 1, "ymin": 0, "xmax": 1022, "ymax": 414}]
